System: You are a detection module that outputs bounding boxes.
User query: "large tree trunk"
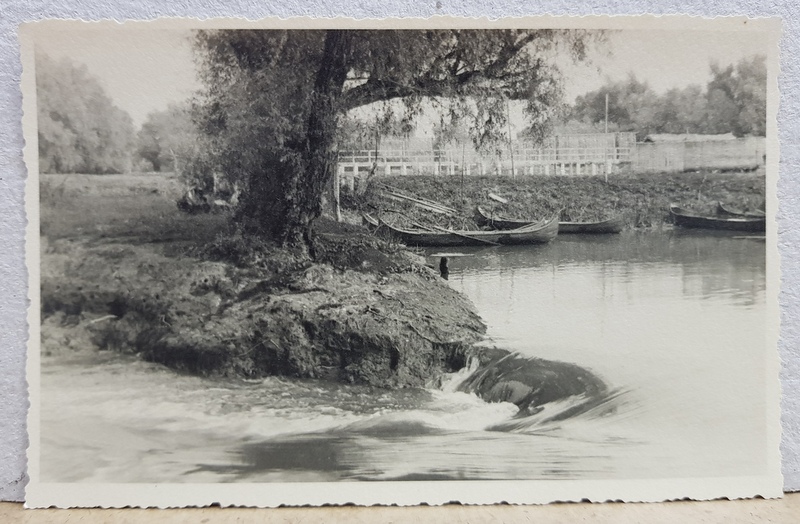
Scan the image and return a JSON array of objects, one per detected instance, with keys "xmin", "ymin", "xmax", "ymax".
[
  {"xmin": 234, "ymin": 31, "xmax": 352, "ymax": 252},
  {"xmin": 278, "ymin": 30, "xmax": 352, "ymax": 249}
]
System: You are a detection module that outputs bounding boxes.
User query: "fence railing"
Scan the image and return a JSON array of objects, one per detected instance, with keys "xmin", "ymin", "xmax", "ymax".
[
  {"xmin": 339, "ymin": 147, "xmax": 631, "ymax": 163},
  {"xmin": 337, "ymin": 146, "xmax": 632, "ymax": 178},
  {"xmin": 337, "ymin": 137, "xmax": 765, "ymax": 178}
]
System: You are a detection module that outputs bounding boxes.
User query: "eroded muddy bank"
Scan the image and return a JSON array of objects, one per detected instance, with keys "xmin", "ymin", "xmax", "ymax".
[{"xmin": 41, "ymin": 233, "xmax": 487, "ymax": 388}]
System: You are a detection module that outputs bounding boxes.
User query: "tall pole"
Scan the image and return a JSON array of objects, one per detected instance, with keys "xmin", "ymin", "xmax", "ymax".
[
  {"xmin": 604, "ymin": 93, "xmax": 609, "ymax": 183},
  {"xmin": 334, "ymin": 164, "xmax": 341, "ymax": 222},
  {"xmin": 507, "ymin": 98, "xmax": 515, "ymax": 178},
  {"xmin": 461, "ymin": 142, "xmax": 466, "ymax": 198},
  {"xmin": 374, "ymin": 115, "xmax": 380, "ymax": 165}
]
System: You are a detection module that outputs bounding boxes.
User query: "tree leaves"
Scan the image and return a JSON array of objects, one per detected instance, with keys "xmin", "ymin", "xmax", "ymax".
[
  {"xmin": 36, "ymin": 53, "xmax": 135, "ymax": 174},
  {"xmin": 193, "ymin": 28, "xmax": 596, "ymax": 163},
  {"xmin": 706, "ymin": 55, "xmax": 767, "ymax": 136},
  {"xmin": 568, "ymin": 55, "xmax": 767, "ymax": 139},
  {"xmin": 136, "ymin": 104, "xmax": 199, "ymax": 173},
  {"xmin": 191, "ymin": 29, "xmax": 598, "ymax": 244}
]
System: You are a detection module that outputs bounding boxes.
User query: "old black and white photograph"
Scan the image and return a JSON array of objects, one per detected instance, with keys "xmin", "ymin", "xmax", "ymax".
[{"xmin": 23, "ymin": 16, "xmax": 782, "ymax": 507}]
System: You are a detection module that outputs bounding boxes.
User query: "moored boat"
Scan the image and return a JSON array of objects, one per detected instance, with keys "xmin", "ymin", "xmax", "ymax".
[
  {"xmin": 669, "ymin": 204, "xmax": 766, "ymax": 232},
  {"xmin": 716, "ymin": 201, "xmax": 766, "ymax": 218},
  {"xmin": 475, "ymin": 206, "xmax": 623, "ymax": 234},
  {"xmin": 363, "ymin": 213, "xmax": 559, "ymax": 247}
]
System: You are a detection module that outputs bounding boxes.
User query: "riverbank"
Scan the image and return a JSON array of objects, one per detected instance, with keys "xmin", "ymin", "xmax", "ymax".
[
  {"xmin": 40, "ymin": 174, "xmax": 485, "ymax": 388},
  {"xmin": 41, "ymin": 234, "xmax": 485, "ymax": 387},
  {"xmin": 351, "ymin": 170, "xmax": 766, "ymax": 229},
  {"xmin": 39, "ymin": 169, "xmax": 760, "ymax": 393},
  {"xmin": 37, "ymin": 215, "xmax": 768, "ymax": 484}
]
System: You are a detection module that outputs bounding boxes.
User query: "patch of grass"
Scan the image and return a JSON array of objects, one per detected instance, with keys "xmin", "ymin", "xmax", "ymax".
[{"xmin": 40, "ymin": 173, "xmax": 231, "ymax": 248}]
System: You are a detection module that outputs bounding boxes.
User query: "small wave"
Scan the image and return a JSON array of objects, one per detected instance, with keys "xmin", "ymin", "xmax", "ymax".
[
  {"xmin": 335, "ymin": 391, "xmax": 518, "ymax": 435},
  {"xmin": 449, "ymin": 348, "xmax": 618, "ymax": 428},
  {"xmin": 487, "ymin": 389, "xmax": 628, "ymax": 434},
  {"xmin": 438, "ymin": 355, "xmax": 482, "ymax": 393}
]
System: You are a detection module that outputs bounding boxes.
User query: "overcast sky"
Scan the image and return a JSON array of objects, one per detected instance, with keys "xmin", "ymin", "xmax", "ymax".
[{"xmin": 34, "ymin": 27, "xmax": 771, "ymax": 130}]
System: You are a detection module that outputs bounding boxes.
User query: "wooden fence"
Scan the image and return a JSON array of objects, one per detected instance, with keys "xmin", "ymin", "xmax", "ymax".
[
  {"xmin": 337, "ymin": 133, "xmax": 637, "ymax": 188},
  {"xmin": 336, "ymin": 134, "xmax": 765, "ymax": 187}
]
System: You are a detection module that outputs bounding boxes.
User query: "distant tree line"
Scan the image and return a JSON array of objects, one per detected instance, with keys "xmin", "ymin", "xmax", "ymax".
[
  {"xmin": 36, "ymin": 50, "xmax": 767, "ymax": 181},
  {"xmin": 560, "ymin": 55, "xmax": 767, "ymax": 140},
  {"xmin": 36, "ymin": 54, "xmax": 136, "ymax": 174},
  {"xmin": 36, "ymin": 54, "xmax": 200, "ymax": 175},
  {"xmin": 136, "ymin": 104, "xmax": 200, "ymax": 173}
]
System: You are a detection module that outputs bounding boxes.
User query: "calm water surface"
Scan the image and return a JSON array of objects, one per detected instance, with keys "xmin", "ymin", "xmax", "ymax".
[{"xmin": 41, "ymin": 230, "xmax": 768, "ymax": 482}]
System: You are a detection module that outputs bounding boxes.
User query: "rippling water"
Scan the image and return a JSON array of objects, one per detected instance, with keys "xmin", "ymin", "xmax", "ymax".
[{"xmin": 41, "ymin": 230, "xmax": 768, "ymax": 482}]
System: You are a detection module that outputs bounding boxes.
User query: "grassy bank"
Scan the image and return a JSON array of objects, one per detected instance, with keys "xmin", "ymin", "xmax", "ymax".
[
  {"xmin": 352, "ymin": 170, "xmax": 766, "ymax": 230},
  {"xmin": 39, "ymin": 173, "xmax": 230, "ymax": 247}
]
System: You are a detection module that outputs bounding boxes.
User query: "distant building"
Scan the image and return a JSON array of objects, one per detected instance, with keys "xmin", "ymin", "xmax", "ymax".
[{"xmin": 635, "ymin": 133, "xmax": 765, "ymax": 173}]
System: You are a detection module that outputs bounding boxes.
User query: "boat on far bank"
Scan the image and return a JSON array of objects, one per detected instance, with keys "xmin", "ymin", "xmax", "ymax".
[
  {"xmin": 474, "ymin": 206, "xmax": 624, "ymax": 234},
  {"xmin": 716, "ymin": 201, "xmax": 767, "ymax": 218},
  {"xmin": 363, "ymin": 213, "xmax": 559, "ymax": 247},
  {"xmin": 669, "ymin": 204, "xmax": 766, "ymax": 232}
]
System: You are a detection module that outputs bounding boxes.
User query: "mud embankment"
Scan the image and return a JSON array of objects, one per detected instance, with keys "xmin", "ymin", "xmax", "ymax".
[
  {"xmin": 41, "ymin": 235, "xmax": 486, "ymax": 388},
  {"xmin": 354, "ymin": 171, "xmax": 766, "ymax": 230}
]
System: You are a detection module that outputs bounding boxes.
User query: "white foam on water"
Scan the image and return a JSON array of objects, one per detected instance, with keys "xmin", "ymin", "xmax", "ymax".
[
  {"xmin": 337, "ymin": 391, "xmax": 519, "ymax": 435},
  {"xmin": 427, "ymin": 252, "xmax": 474, "ymax": 258},
  {"xmin": 438, "ymin": 355, "xmax": 481, "ymax": 393},
  {"xmin": 238, "ymin": 408, "xmax": 368, "ymax": 439},
  {"xmin": 425, "ymin": 390, "xmax": 519, "ymax": 431},
  {"xmin": 487, "ymin": 390, "xmax": 643, "ymax": 447}
]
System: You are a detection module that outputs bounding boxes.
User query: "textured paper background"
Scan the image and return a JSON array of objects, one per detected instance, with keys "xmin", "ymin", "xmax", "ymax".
[{"xmin": 1, "ymin": 0, "xmax": 798, "ymax": 504}]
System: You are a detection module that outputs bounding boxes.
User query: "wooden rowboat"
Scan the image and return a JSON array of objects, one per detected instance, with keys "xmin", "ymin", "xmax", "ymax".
[
  {"xmin": 670, "ymin": 204, "xmax": 766, "ymax": 232},
  {"xmin": 716, "ymin": 201, "xmax": 766, "ymax": 218},
  {"xmin": 474, "ymin": 206, "xmax": 624, "ymax": 234},
  {"xmin": 363, "ymin": 213, "xmax": 559, "ymax": 247}
]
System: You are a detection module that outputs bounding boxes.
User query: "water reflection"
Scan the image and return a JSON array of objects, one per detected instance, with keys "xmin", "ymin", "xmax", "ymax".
[
  {"xmin": 41, "ymin": 231, "xmax": 768, "ymax": 483},
  {"xmin": 190, "ymin": 425, "xmax": 622, "ymax": 482},
  {"xmin": 430, "ymin": 231, "xmax": 768, "ymax": 482},
  {"xmin": 431, "ymin": 231, "xmax": 765, "ymax": 309}
]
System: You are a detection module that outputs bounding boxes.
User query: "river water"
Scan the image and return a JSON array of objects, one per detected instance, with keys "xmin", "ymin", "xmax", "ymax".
[{"xmin": 40, "ymin": 230, "xmax": 769, "ymax": 483}]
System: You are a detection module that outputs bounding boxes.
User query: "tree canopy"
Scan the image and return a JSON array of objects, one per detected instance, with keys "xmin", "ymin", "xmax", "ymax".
[
  {"xmin": 567, "ymin": 54, "xmax": 767, "ymax": 139},
  {"xmin": 192, "ymin": 29, "xmax": 601, "ymax": 247},
  {"xmin": 136, "ymin": 103, "xmax": 199, "ymax": 173},
  {"xmin": 36, "ymin": 53, "xmax": 135, "ymax": 174},
  {"xmin": 705, "ymin": 55, "xmax": 767, "ymax": 136}
]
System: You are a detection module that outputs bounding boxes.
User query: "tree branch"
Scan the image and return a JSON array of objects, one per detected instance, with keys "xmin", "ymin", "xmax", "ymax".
[{"xmin": 340, "ymin": 31, "xmax": 542, "ymax": 111}]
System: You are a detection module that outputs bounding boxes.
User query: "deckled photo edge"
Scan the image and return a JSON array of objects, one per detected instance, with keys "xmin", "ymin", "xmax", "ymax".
[
  {"xmin": 21, "ymin": 20, "xmax": 42, "ymax": 506},
  {"xmin": 22, "ymin": 14, "xmax": 784, "ymax": 508}
]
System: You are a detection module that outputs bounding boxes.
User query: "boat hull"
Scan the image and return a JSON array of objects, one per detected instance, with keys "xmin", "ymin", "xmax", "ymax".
[
  {"xmin": 670, "ymin": 205, "xmax": 766, "ymax": 232},
  {"xmin": 556, "ymin": 217, "xmax": 624, "ymax": 234},
  {"xmin": 475, "ymin": 206, "xmax": 623, "ymax": 234},
  {"xmin": 363, "ymin": 214, "xmax": 558, "ymax": 247},
  {"xmin": 716, "ymin": 202, "xmax": 767, "ymax": 218}
]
